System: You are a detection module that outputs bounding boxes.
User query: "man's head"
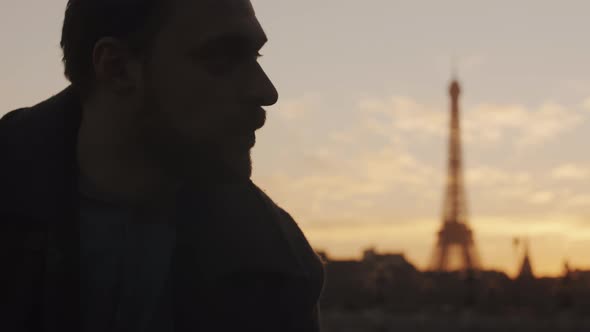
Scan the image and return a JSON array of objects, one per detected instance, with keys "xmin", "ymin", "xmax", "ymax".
[{"xmin": 62, "ymin": 0, "xmax": 278, "ymax": 185}]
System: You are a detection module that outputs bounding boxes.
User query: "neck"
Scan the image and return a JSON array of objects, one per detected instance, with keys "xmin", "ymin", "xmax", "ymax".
[{"xmin": 77, "ymin": 98, "xmax": 180, "ymax": 205}]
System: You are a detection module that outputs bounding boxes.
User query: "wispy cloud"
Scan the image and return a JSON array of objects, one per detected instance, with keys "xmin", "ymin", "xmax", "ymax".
[
  {"xmin": 528, "ymin": 191, "xmax": 556, "ymax": 205},
  {"xmin": 257, "ymin": 145, "xmax": 441, "ymax": 225},
  {"xmin": 466, "ymin": 166, "xmax": 531, "ymax": 188},
  {"xmin": 358, "ymin": 96, "xmax": 588, "ymax": 148},
  {"xmin": 551, "ymin": 164, "xmax": 590, "ymax": 181},
  {"xmin": 566, "ymin": 194, "xmax": 590, "ymax": 208},
  {"xmin": 468, "ymin": 103, "xmax": 586, "ymax": 147},
  {"xmin": 274, "ymin": 94, "xmax": 320, "ymax": 121},
  {"xmin": 360, "ymin": 96, "xmax": 446, "ymax": 138}
]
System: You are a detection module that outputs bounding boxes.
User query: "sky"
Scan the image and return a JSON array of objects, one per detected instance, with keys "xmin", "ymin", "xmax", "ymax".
[{"xmin": 2, "ymin": 0, "xmax": 590, "ymax": 276}]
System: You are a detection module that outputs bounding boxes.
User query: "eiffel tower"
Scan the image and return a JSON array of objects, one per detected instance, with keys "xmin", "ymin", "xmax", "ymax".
[{"xmin": 430, "ymin": 77, "xmax": 481, "ymax": 272}]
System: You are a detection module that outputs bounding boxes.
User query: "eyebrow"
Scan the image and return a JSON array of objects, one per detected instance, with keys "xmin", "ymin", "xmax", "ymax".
[{"xmin": 199, "ymin": 31, "xmax": 268, "ymax": 54}]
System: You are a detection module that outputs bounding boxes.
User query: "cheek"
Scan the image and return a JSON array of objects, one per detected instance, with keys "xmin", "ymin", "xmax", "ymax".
[
  {"xmin": 149, "ymin": 54, "xmax": 240, "ymax": 140},
  {"xmin": 152, "ymin": 74, "xmax": 213, "ymax": 133}
]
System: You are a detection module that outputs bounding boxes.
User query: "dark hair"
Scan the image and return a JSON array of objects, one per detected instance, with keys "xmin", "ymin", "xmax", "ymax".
[{"xmin": 60, "ymin": 0, "xmax": 169, "ymax": 95}]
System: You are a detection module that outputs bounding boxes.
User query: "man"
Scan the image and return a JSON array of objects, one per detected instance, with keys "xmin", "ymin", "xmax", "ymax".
[{"xmin": 0, "ymin": 0, "xmax": 325, "ymax": 331}]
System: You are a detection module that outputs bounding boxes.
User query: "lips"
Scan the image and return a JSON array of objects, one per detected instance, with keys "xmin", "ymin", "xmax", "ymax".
[
  {"xmin": 251, "ymin": 107, "xmax": 267, "ymax": 131},
  {"xmin": 228, "ymin": 108, "xmax": 264, "ymax": 148}
]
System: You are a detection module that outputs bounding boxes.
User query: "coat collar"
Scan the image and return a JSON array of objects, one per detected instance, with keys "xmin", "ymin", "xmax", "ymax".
[{"xmin": 0, "ymin": 85, "xmax": 84, "ymax": 331}]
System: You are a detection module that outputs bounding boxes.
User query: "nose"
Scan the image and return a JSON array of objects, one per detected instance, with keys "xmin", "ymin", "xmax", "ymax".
[{"xmin": 247, "ymin": 62, "xmax": 279, "ymax": 107}]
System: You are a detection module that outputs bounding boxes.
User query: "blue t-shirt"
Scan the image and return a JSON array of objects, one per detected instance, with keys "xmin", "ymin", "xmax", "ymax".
[{"xmin": 79, "ymin": 184, "xmax": 176, "ymax": 332}]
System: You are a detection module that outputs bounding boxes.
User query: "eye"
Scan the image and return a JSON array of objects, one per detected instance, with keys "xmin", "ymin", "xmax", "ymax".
[{"xmin": 205, "ymin": 51, "xmax": 263, "ymax": 75}]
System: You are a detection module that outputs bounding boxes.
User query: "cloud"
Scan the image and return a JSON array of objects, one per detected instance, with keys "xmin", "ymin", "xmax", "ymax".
[
  {"xmin": 328, "ymin": 131, "xmax": 357, "ymax": 144},
  {"xmin": 466, "ymin": 102, "xmax": 587, "ymax": 148},
  {"xmin": 528, "ymin": 191, "xmax": 556, "ymax": 205},
  {"xmin": 360, "ymin": 96, "xmax": 446, "ymax": 138},
  {"xmin": 257, "ymin": 145, "xmax": 442, "ymax": 224},
  {"xmin": 551, "ymin": 164, "xmax": 590, "ymax": 181},
  {"xmin": 466, "ymin": 166, "xmax": 531, "ymax": 188},
  {"xmin": 465, "ymin": 102, "xmax": 586, "ymax": 147},
  {"xmin": 566, "ymin": 194, "xmax": 590, "ymax": 207},
  {"xmin": 274, "ymin": 94, "xmax": 319, "ymax": 120},
  {"xmin": 359, "ymin": 96, "xmax": 587, "ymax": 148},
  {"xmin": 360, "ymin": 148, "xmax": 439, "ymax": 188},
  {"xmin": 584, "ymin": 98, "xmax": 590, "ymax": 112}
]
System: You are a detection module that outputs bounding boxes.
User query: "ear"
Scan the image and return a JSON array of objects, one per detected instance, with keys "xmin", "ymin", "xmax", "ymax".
[{"xmin": 92, "ymin": 37, "xmax": 143, "ymax": 95}]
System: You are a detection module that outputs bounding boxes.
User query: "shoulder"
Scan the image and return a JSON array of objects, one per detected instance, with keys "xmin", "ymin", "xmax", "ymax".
[
  {"xmin": 0, "ymin": 107, "xmax": 37, "ymax": 205},
  {"xmin": 0, "ymin": 85, "xmax": 79, "ymax": 151},
  {"xmin": 0, "ymin": 107, "xmax": 30, "ymax": 138},
  {"xmin": 0, "ymin": 107, "xmax": 32, "ymax": 170},
  {"xmin": 1, "ymin": 86, "xmax": 77, "ymax": 134},
  {"xmin": 0, "ymin": 101, "xmax": 49, "ymax": 171},
  {"xmin": 0, "ymin": 87, "xmax": 79, "ymax": 200},
  {"xmin": 0, "ymin": 107, "xmax": 29, "ymax": 123}
]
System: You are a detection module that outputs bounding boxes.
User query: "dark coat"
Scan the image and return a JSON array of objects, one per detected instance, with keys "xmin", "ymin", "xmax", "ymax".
[{"xmin": 0, "ymin": 87, "xmax": 325, "ymax": 332}]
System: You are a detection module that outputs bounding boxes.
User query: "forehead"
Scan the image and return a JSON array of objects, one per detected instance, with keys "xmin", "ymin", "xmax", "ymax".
[{"xmin": 163, "ymin": 0, "xmax": 263, "ymax": 44}]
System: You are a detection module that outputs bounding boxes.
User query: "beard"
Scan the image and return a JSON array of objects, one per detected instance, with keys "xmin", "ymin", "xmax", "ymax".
[
  {"xmin": 137, "ymin": 95, "xmax": 253, "ymax": 187},
  {"xmin": 186, "ymin": 139, "xmax": 253, "ymax": 185}
]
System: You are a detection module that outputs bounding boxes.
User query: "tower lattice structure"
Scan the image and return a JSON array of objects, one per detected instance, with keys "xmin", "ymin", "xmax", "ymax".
[{"xmin": 430, "ymin": 78, "xmax": 481, "ymax": 272}]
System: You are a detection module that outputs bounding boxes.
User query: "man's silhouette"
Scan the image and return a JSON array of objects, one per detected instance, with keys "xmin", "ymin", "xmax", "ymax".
[{"xmin": 0, "ymin": 0, "xmax": 325, "ymax": 331}]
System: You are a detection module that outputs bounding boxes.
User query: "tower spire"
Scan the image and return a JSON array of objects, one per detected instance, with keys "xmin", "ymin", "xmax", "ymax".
[
  {"xmin": 451, "ymin": 56, "xmax": 458, "ymax": 81},
  {"xmin": 517, "ymin": 238, "xmax": 535, "ymax": 280}
]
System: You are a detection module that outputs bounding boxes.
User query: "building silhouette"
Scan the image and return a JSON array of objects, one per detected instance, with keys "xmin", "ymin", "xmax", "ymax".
[{"xmin": 517, "ymin": 240, "xmax": 535, "ymax": 280}]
